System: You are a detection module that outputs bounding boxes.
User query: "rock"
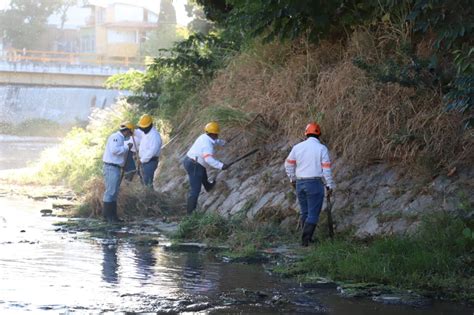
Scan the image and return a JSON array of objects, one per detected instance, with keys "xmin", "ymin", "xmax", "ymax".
[
  {"xmin": 372, "ymin": 293, "xmax": 431, "ymax": 307},
  {"xmin": 155, "ymin": 221, "xmax": 179, "ymax": 235},
  {"xmin": 270, "ymin": 192, "xmax": 286, "ymax": 207},
  {"xmin": 403, "ymin": 195, "xmax": 434, "ymax": 214},
  {"xmin": 431, "ymin": 176, "xmax": 451, "ymax": 192},
  {"xmin": 247, "ymin": 192, "xmax": 277, "ymax": 219},
  {"xmin": 280, "ymin": 216, "xmax": 298, "ymax": 231},
  {"xmin": 184, "ymin": 302, "xmax": 212, "ymax": 312},
  {"xmin": 229, "ymin": 199, "xmax": 249, "ymax": 215},
  {"xmin": 355, "ymin": 215, "xmax": 379, "ymax": 238},
  {"xmin": 301, "ymin": 280, "xmax": 337, "ymax": 290},
  {"xmin": 220, "ymin": 190, "xmax": 245, "ymax": 215},
  {"xmin": 371, "ymin": 186, "xmax": 392, "ymax": 206},
  {"xmin": 40, "ymin": 209, "xmax": 53, "ymax": 216},
  {"xmin": 52, "ymin": 201, "xmax": 75, "ymax": 210}
]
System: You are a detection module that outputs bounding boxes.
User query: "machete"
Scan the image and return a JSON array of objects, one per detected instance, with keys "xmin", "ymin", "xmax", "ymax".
[
  {"xmin": 119, "ymin": 147, "xmax": 132, "ymax": 185},
  {"xmin": 326, "ymin": 193, "xmax": 334, "ymax": 239},
  {"xmin": 131, "ymin": 134, "xmax": 144, "ymax": 182},
  {"xmin": 226, "ymin": 148, "xmax": 259, "ymax": 168}
]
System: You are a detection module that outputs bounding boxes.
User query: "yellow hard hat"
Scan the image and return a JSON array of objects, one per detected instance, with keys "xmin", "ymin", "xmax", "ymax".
[
  {"xmin": 120, "ymin": 121, "xmax": 135, "ymax": 131},
  {"xmin": 137, "ymin": 114, "xmax": 153, "ymax": 128},
  {"xmin": 205, "ymin": 121, "xmax": 220, "ymax": 134}
]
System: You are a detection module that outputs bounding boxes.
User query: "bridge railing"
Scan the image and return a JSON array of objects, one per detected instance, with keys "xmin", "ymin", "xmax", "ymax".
[{"xmin": 1, "ymin": 49, "xmax": 145, "ymax": 68}]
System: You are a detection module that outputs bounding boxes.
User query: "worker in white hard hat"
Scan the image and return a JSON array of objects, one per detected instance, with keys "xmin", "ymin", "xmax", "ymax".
[
  {"xmin": 123, "ymin": 124, "xmax": 144, "ymax": 182},
  {"xmin": 102, "ymin": 122, "xmax": 133, "ymax": 222}
]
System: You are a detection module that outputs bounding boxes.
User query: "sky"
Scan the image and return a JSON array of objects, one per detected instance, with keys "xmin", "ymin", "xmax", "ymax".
[{"xmin": 0, "ymin": 0, "xmax": 193, "ymax": 28}]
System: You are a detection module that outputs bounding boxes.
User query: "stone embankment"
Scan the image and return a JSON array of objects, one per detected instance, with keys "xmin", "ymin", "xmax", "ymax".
[{"xmin": 156, "ymin": 138, "xmax": 473, "ymax": 238}]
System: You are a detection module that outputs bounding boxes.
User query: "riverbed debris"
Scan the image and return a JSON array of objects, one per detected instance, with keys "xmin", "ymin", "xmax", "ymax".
[{"xmin": 40, "ymin": 209, "xmax": 53, "ymax": 216}]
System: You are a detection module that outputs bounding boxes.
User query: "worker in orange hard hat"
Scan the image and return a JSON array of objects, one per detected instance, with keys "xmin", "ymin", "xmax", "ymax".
[
  {"xmin": 182, "ymin": 122, "xmax": 229, "ymax": 214},
  {"xmin": 284, "ymin": 122, "xmax": 335, "ymax": 246}
]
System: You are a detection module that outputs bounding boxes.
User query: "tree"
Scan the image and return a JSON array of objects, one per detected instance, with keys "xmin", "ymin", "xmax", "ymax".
[
  {"xmin": 0, "ymin": 0, "xmax": 64, "ymax": 49},
  {"xmin": 185, "ymin": 1, "xmax": 214, "ymax": 34},
  {"xmin": 141, "ymin": 0, "xmax": 183, "ymax": 56}
]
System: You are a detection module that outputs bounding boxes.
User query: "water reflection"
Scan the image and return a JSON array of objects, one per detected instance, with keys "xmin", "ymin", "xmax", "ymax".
[
  {"xmin": 132, "ymin": 244, "xmax": 156, "ymax": 281},
  {"xmin": 182, "ymin": 252, "xmax": 218, "ymax": 294},
  {"xmin": 101, "ymin": 243, "xmax": 119, "ymax": 285},
  {"xmin": 0, "ymin": 195, "xmax": 472, "ymax": 314}
]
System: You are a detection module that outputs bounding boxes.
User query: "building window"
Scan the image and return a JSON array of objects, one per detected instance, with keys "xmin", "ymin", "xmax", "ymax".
[
  {"xmin": 114, "ymin": 4, "xmax": 143, "ymax": 22},
  {"xmin": 97, "ymin": 8, "xmax": 106, "ymax": 24},
  {"xmin": 80, "ymin": 35, "xmax": 95, "ymax": 52},
  {"xmin": 107, "ymin": 30, "xmax": 137, "ymax": 44},
  {"xmin": 148, "ymin": 12, "xmax": 158, "ymax": 23}
]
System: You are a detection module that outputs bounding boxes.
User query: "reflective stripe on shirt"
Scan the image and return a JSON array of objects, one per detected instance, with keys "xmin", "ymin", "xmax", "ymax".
[
  {"xmin": 186, "ymin": 134, "xmax": 224, "ymax": 169},
  {"xmin": 284, "ymin": 137, "xmax": 335, "ymax": 189}
]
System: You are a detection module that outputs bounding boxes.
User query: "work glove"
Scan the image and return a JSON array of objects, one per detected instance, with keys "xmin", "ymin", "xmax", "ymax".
[
  {"xmin": 221, "ymin": 163, "xmax": 230, "ymax": 170},
  {"xmin": 326, "ymin": 186, "xmax": 333, "ymax": 198}
]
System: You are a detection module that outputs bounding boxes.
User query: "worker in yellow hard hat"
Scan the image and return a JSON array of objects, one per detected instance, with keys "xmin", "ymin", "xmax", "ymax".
[
  {"xmin": 102, "ymin": 122, "xmax": 134, "ymax": 222},
  {"xmin": 136, "ymin": 114, "xmax": 162, "ymax": 186},
  {"xmin": 182, "ymin": 121, "xmax": 229, "ymax": 214}
]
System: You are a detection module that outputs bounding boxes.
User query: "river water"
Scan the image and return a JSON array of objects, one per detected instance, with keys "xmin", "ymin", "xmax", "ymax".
[{"xmin": 0, "ymin": 135, "xmax": 472, "ymax": 314}]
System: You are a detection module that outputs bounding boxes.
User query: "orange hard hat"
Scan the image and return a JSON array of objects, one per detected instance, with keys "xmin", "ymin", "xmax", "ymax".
[{"xmin": 305, "ymin": 122, "xmax": 321, "ymax": 136}]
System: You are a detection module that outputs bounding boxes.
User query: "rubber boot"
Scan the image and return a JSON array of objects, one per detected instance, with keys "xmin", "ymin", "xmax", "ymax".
[
  {"xmin": 109, "ymin": 201, "xmax": 122, "ymax": 223},
  {"xmin": 124, "ymin": 171, "xmax": 135, "ymax": 182},
  {"xmin": 186, "ymin": 196, "xmax": 198, "ymax": 215},
  {"xmin": 204, "ymin": 180, "xmax": 216, "ymax": 192},
  {"xmin": 301, "ymin": 222, "xmax": 316, "ymax": 247},
  {"xmin": 102, "ymin": 202, "xmax": 114, "ymax": 222}
]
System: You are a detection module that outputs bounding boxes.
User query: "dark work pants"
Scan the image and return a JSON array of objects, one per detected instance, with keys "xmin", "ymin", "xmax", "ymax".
[
  {"xmin": 296, "ymin": 178, "xmax": 325, "ymax": 225},
  {"xmin": 182, "ymin": 157, "xmax": 213, "ymax": 213},
  {"xmin": 142, "ymin": 158, "xmax": 158, "ymax": 186}
]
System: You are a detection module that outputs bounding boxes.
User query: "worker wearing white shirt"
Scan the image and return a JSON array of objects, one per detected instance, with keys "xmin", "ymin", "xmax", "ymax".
[
  {"xmin": 285, "ymin": 122, "xmax": 335, "ymax": 246},
  {"xmin": 183, "ymin": 122, "xmax": 229, "ymax": 214},
  {"xmin": 123, "ymin": 128, "xmax": 144, "ymax": 181},
  {"xmin": 137, "ymin": 114, "xmax": 162, "ymax": 186},
  {"xmin": 102, "ymin": 122, "xmax": 133, "ymax": 222}
]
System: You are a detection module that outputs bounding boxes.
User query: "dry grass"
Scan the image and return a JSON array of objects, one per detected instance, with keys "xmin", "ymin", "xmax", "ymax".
[
  {"xmin": 194, "ymin": 31, "xmax": 473, "ymax": 172},
  {"xmin": 79, "ymin": 177, "xmax": 185, "ymax": 219}
]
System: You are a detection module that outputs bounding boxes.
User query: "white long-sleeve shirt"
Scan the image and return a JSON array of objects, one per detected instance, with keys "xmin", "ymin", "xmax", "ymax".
[
  {"xmin": 124, "ymin": 129, "xmax": 144, "ymax": 153},
  {"xmin": 284, "ymin": 137, "xmax": 335, "ymax": 189},
  {"xmin": 186, "ymin": 134, "xmax": 225, "ymax": 169},
  {"xmin": 139, "ymin": 127, "xmax": 162, "ymax": 163},
  {"xmin": 103, "ymin": 131, "xmax": 128, "ymax": 166}
]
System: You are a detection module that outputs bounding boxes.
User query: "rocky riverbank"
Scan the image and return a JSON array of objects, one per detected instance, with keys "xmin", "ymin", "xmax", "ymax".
[{"xmin": 156, "ymin": 136, "xmax": 474, "ymax": 238}]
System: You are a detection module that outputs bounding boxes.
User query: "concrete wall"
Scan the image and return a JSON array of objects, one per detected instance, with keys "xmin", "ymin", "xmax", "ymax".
[{"xmin": 0, "ymin": 62, "xmax": 140, "ymax": 88}]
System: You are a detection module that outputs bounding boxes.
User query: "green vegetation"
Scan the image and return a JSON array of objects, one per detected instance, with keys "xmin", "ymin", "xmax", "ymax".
[
  {"xmin": 106, "ymin": 32, "xmax": 240, "ymax": 120},
  {"xmin": 274, "ymin": 213, "xmax": 474, "ymax": 302},
  {"xmin": 198, "ymin": 0, "xmax": 472, "ymax": 125},
  {"xmin": 174, "ymin": 211, "xmax": 291, "ymax": 260},
  {"xmin": 33, "ymin": 101, "xmax": 144, "ymax": 190},
  {"xmin": 0, "ymin": 119, "xmax": 74, "ymax": 137},
  {"xmin": 0, "ymin": 0, "xmax": 75, "ymax": 50}
]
